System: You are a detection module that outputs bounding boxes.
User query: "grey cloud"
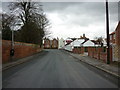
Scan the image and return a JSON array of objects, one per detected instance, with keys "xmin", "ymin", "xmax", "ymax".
[
  {"xmin": 1, "ymin": 1, "xmax": 119, "ymax": 39},
  {"xmin": 43, "ymin": 2, "xmax": 118, "ymax": 28},
  {"xmin": 42, "ymin": 2, "xmax": 84, "ymax": 13}
]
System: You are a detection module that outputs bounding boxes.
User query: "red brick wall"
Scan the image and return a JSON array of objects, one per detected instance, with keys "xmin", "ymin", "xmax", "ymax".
[
  {"xmin": 72, "ymin": 47, "xmax": 84, "ymax": 54},
  {"xmin": 100, "ymin": 52, "xmax": 107, "ymax": 62},
  {"xmin": 88, "ymin": 47, "xmax": 94, "ymax": 58},
  {"xmin": 2, "ymin": 40, "xmax": 42, "ymax": 63},
  {"xmin": 2, "ymin": 40, "xmax": 11, "ymax": 63},
  {"xmin": 88, "ymin": 47, "xmax": 113, "ymax": 63}
]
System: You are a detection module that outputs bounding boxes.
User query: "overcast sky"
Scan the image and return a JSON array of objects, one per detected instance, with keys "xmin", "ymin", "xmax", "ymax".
[{"xmin": 1, "ymin": 1, "xmax": 119, "ymax": 40}]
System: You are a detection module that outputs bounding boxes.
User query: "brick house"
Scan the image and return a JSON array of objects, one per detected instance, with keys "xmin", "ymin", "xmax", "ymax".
[
  {"xmin": 43, "ymin": 38, "xmax": 58, "ymax": 49},
  {"xmin": 51, "ymin": 38, "xmax": 58, "ymax": 49},
  {"xmin": 81, "ymin": 40, "xmax": 95, "ymax": 53},
  {"xmin": 43, "ymin": 38, "xmax": 51, "ymax": 49},
  {"xmin": 88, "ymin": 21, "xmax": 120, "ymax": 62},
  {"xmin": 113, "ymin": 21, "xmax": 120, "ymax": 62},
  {"xmin": 116, "ymin": 21, "xmax": 120, "ymax": 46}
]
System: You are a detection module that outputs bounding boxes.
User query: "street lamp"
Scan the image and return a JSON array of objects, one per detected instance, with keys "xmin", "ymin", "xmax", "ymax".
[
  {"xmin": 10, "ymin": 23, "xmax": 22, "ymax": 56},
  {"xmin": 105, "ymin": 0, "xmax": 110, "ymax": 64}
]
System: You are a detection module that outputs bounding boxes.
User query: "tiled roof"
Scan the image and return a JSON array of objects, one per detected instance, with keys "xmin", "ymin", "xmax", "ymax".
[{"xmin": 110, "ymin": 31, "xmax": 115, "ymax": 35}]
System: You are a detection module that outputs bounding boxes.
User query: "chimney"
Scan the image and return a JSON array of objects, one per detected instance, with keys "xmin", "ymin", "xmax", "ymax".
[{"xmin": 83, "ymin": 34, "xmax": 85, "ymax": 38}]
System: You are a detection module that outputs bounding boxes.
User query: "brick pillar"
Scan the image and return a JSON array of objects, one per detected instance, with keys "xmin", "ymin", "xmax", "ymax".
[
  {"xmin": 98, "ymin": 48, "xmax": 103, "ymax": 60},
  {"xmin": 88, "ymin": 47, "xmax": 91, "ymax": 56},
  {"xmin": 81, "ymin": 47, "xmax": 84, "ymax": 54},
  {"xmin": 110, "ymin": 47, "xmax": 113, "ymax": 62},
  {"xmin": 93, "ymin": 47, "xmax": 96, "ymax": 58}
]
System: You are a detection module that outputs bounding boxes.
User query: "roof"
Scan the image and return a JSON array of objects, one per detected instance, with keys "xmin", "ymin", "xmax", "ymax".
[
  {"xmin": 66, "ymin": 38, "xmax": 73, "ymax": 41},
  {"xmin": 82, "ymin": 40, "xmax": 95, "ymax": 47},
  {"xmin": 110, "ymin": 31, "xmax": 115, "ymax": 35},
  {"xmin": 71, "ymin": 39, "xmax": 85, "ymax": 47},
  {"xmin": 115, "ymin": 21, "xmax": 120, "ymax": 31}
]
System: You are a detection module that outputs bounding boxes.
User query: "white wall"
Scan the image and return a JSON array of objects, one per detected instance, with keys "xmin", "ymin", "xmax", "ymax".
[
  {"xmin": 64, "ymin": 44, "xmax": 73, "ymax": 51},
  {"xmin": 58, "ymin": 38, "xmax": 65, "ymax": 49}
]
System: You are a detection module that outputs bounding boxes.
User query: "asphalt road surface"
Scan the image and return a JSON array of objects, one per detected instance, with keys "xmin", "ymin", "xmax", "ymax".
[{"xmin": 3, "ymin": 49, "xmax": 118, "ymax": 88}]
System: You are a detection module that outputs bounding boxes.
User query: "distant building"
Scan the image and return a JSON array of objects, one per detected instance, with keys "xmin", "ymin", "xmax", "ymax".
[
  {"xmin": 65, "ymin": 38, "xmax": 73, "ymax": 45},
  {"xmin": 43, "ymin": 38, "xmax": 51, "ymax": 49},
  {"xmin": 51, "ymin": 38, "xmax": 58, "ymax": 49},
  {"xmin": 58, "ymin": 38, "xmax": 64, "ymax": 49},
  {"xmin": 64, "ymin": 38, "xmax": 95, "ymax": 54},
  {"xmin": 43, "ymin": 38, "xmax": 58, "ymax": 49},
  {"xmin": 81, "ymin": 40, "xmax": 95, "ymax": 52}
]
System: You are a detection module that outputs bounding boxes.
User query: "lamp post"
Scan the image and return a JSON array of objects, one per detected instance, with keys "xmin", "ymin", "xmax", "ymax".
[
  {"xmin": 106, "ymin": 0, "xmax": 110, "ymax": 64},
  {"xmin": 10, "ymin": 26, "xmax": 15, "ymax": 56},
  {"xmin": 11, "ymin": 29, "xmax": 14, "ymax": 49},
  {"xmin": 10, "ymin": 23, "xmax": 21, "ymax": 56}
]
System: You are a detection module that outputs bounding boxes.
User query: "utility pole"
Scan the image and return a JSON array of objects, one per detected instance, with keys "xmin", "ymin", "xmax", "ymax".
[{"xmin": 106, "ymin": 0, "xmax": 110, "ymax": 64}]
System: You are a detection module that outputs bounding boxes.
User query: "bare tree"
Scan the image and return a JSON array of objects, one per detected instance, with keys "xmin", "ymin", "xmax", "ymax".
[
  {"xmin": 8, "ymin": 0, "xmax": 43, "ymax": 25},
  {"xmin": 8, "ymin": 0, "xmax": 51, "ymax": 46},
  {"xmin": 94, "ymin": 36, "xmax": 104, "ymax": 47},
  {"xmin": 2, "ymin": 13, "xmax": 16, "ymax": 40}
]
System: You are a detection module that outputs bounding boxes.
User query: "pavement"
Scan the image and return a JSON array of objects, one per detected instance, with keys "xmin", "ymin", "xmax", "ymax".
[
  {"xmin": 3, "ymin": 49, "xmax": 118, "ymax": 88},
  {"xmin": 63, "ymin": 50, "xmax": 120, "ymax": 78},
  {"xmin": 2, "ymin": 52, "xmax": 43, "ymax": 71}
]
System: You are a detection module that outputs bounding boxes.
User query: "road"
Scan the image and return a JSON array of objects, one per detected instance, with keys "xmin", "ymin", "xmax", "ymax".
[{"xmin": 3, "ymin": 49, "xmax": 118, "ymax": 88}]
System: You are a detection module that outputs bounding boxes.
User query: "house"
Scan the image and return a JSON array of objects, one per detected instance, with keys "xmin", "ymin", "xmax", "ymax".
[
  {"xmin": 64, "ymin": 38, "xmax": 73, "ymax": 45},
  {"xmin": 43, "ymin": 38, "xmax": 51, "ymax": 49},
  {"xmin": 115, "ymin": 21, "xmax": 120, "ymax": 46},
  {"xmin": 64, "ymin": 43, "xmax": 73, "ymax": 51},
  {"xmin": 71, "ymin": 39, "xmax": 85, "ymax": 47},
  {"xmin": 112, "ymin": 21, "xmax": 120, "ymax": 61},
  {"xmin": 81, "ymin": 40, "xmax": 95, "ymax": 52},
  {"xmin": 43, "ymin": 38, "xmax": 58, "ymax": 49},
  {"xmin": 71, "ymin": 39, "xmax": 86, "ymax": 54},
  {"xmin": 51, "ymin": 38, "xmax": 58, "ymax": 49},
  {"xmin": 64, "ymin": 34, "xmax": 92, "ymax": 54},
  {"xmin": 82, "ymin": 40, "xmax": 95, "ymax": 47},
  {"xmin": 88, "ymin": 21, "xmax": 120, "ymax": 62},
  {"xmin": 64, "ymin": 39, "xmax": 85, "ymax": 54}
]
